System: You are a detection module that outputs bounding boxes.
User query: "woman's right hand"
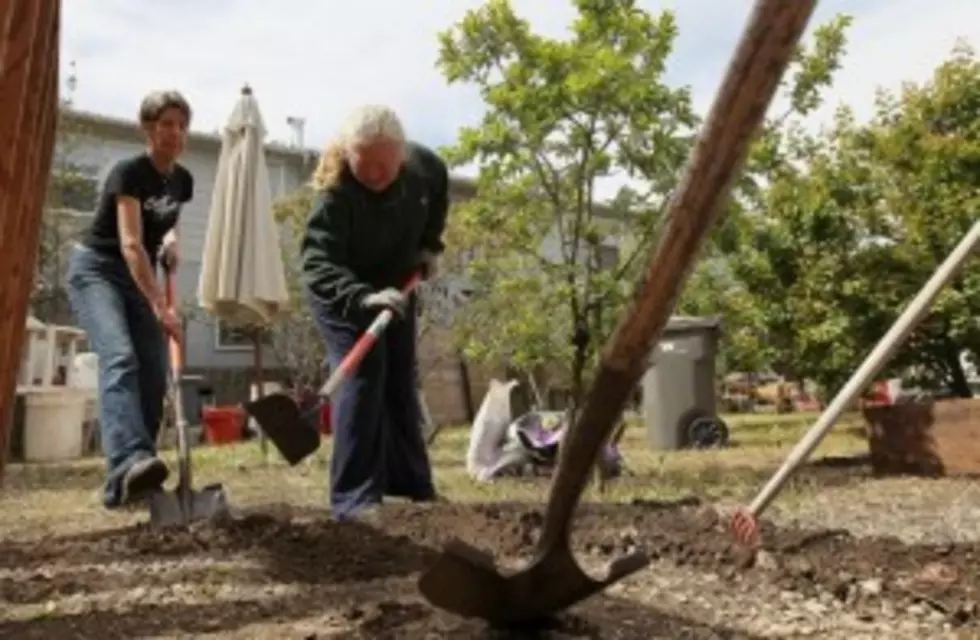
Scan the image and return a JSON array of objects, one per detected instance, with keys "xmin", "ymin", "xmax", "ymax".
[{"xmin": 155, "ymin": 303, "xmax": 181, "ymax": 339}]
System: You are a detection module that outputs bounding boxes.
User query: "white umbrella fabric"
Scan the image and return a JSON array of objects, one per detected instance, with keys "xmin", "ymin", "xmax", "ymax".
[
  {"xmin": 196, "ymin": 85, "xmax": 289, "ymax": 457},
  {"xmin": 197, "ymin": 85, "xmax": 288, "ymax": 326}
]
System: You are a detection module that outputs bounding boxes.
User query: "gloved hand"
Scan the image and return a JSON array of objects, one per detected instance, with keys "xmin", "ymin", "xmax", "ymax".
[
  {"xmin": 417, "ymin": 249, "xmax": 439, "ymax": 280},
  {"xmin": 362, "ymin": 287, "xmax": 409, "ymax": 317}
]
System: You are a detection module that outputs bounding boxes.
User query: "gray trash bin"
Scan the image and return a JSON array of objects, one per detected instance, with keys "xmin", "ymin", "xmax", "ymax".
[{"xmin": 642, "ymin": 315, "xmax": 729, "ymax": 450}]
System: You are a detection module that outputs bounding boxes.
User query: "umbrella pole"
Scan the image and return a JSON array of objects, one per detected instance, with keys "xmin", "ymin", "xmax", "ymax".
[{"xmin": 253, "ymin": 328, "xmax": 268, "ymax": 462}]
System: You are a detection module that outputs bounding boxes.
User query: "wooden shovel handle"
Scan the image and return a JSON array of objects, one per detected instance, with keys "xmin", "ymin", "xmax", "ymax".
[{"xmin": 538, "ymin": 0, "xmax": 820, "ymax": 549}]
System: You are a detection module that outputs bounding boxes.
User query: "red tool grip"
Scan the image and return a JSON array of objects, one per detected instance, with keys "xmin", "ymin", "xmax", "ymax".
[
  {"xmin": 335, "ymin": 271, "xmax": 422, "ymax": 375},
  {"xmin": 319, "ymin": 271, "xmax": 423, "ymax": 397}
]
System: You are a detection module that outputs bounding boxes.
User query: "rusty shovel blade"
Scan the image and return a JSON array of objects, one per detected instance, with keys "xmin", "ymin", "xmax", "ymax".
[
  {"xmin": 418, "ymin": 538, "xmax": 649, "ymax": 626},
  {"xmin": 243, "ymin": 392, "xmax": 321, "ymax": 466}
]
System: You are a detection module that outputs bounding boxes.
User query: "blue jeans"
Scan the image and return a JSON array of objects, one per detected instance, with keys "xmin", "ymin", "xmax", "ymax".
[
  {"xmin": 65, "ymin": 244, "xmax": 167, "ymax": 508},
  {"xmin": 306, "ymin": 287, "xmax": 436, "ymax": 518}
]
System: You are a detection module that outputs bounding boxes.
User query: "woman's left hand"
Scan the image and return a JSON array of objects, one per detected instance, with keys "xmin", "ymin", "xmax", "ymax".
[
  {"xmin": 418, "ymin": 249, "xmax": 439, "ymax": 280},
  {"xmin": 160, "ymin": 235, "xmax": 179, "ymax": 271}
]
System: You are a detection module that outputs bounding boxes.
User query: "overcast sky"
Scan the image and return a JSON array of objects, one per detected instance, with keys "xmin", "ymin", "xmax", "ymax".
[{"xmin": 62, "ymin": 0, "xmax": 978, "ymax": 159}]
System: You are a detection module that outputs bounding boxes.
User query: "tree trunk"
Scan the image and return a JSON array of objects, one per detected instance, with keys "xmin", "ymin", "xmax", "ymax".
[
  {"xmin": 0, "ymin": 0, "xmax": 62, "ymax": 484},
  {"xmin": 944, "ymin": 338, "xmax": 973, "ymax": 398}
]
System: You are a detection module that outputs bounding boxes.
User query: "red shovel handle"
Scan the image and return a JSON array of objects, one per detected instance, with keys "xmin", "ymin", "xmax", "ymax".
[{"xmin": 317, "ymin": 271, "xmax": 423, "ymax": 397}]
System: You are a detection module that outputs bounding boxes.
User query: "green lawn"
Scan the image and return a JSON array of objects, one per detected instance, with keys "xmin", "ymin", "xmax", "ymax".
[{"xmin": 0, "ymin": 410, "xmax": 870, "ymax": 538}]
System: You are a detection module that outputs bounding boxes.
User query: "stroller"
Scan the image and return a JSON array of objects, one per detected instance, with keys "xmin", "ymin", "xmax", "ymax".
[{"xmin": 466, "ymin": 379, "xmax": 626, "ymax": 482}]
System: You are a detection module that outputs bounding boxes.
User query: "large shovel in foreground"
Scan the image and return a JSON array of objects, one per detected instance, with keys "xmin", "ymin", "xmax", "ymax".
[
  {"xmin": 244, "ymin": 271, "xmax": 423, "ymax": 465},
  {"xmin": 417, "ymin": 0, "xmax": 818, "ymax": 626},
  {"xmin": 149, "ymin": 268, "xmax": 231, "ymax": 527}
]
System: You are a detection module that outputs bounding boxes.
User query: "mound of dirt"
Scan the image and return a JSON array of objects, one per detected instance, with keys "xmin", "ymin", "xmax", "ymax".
[{"xmin": 1, "ymin": 498, "xmax": 978, "ymax": 637}]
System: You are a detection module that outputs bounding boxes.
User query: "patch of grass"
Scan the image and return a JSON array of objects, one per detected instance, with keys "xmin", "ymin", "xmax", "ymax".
[
  {"xmin": 0, "ymin": 411, "xmax": 870, "ymax": 537},
  {"xmin": 425, "ymin": 410, "xmax": 868, "ymax": 506}
]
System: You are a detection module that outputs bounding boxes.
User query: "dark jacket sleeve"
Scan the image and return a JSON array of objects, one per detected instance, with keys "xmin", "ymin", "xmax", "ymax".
[
  {"xmin": 300, "ymin": 189, "xmax": 374, "ymax": 321},
  {"xmin": 419, "ymin": 149, "xmax": 450, "ymax": 255}
]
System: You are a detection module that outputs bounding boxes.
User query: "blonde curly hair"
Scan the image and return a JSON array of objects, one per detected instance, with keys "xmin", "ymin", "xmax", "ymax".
[{"xmin": 310, "ymin": 105, "xmax": 406, "ymax": 191}]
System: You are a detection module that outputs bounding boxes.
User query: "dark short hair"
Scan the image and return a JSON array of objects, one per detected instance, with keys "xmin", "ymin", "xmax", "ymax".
[{"xmin": 138, "ymin": 90, "xmax": 192, "ymax": 127}]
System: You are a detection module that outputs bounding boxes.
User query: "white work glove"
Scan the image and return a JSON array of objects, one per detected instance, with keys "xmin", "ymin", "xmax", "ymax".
[
  {"xmin": 418, "ymin": 249, "xmax": 439, "ymax": 280},
  {"xmin": 362, "ymin": 287, "xmax": 409, "ymax": 317}
]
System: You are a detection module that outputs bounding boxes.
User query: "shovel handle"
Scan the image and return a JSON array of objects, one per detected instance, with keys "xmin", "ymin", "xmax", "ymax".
[
  {"xmin": 535, "ymin": 0, "xmax": 819, "ymax": 552},
  {"xmin": 163, "ymin": 267, "xmax": 182, "ymax": 371},
  {"xmin": 317, "ymin": 271, "xmax": 423, "ymax": 398}
]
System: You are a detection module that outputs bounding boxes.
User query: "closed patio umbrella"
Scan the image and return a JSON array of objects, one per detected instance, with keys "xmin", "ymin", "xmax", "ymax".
[{"xmin": 197, "ymin": 85, "xmax": 289, "ymax": 457}]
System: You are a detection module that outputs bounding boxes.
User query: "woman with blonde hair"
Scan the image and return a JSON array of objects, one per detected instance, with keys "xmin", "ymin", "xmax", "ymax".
[{"xmin": 301, "ymin": 105, "xmax": 448, "ymax": 521}]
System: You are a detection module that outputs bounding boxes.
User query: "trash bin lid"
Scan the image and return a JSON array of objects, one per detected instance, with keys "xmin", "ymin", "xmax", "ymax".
[{"xmin": 663, "ymin": 315, "xmax": 722, "ymax": 335}]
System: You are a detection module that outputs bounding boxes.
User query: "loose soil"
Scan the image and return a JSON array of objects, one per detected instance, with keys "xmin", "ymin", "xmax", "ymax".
[{"xmin": 2, "ymin": 493, "xmax": 979, "ymax": 638}]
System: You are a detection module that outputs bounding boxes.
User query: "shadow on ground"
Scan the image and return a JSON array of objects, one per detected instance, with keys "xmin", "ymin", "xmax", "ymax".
[{"xmin": 0, "ymin": 504, "xmax": 757, "ymax": 638}]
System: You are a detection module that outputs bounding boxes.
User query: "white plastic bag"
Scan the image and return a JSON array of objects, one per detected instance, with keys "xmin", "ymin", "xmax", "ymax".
[{"xmin": 466, "ymin": 378, "xmax": 518, "ymax": 480}]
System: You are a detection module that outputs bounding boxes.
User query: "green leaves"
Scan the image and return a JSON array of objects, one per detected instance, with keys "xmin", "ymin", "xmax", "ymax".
[
  {"xmin": 436, "ymin": 0, "xmax": 694, "ymax": 404},
  {"xmin": 694, "ymin": 37, "xmax": 980, "ymax": 398},
  {"xmin": 33, "ymin": 93, "xmax": 96, "ymax": 324},
  {"xmin": 268, "ymin": 188, "xmax": 329, "ymax": 388},
  {"xmin": 438, "ymin": 2, "xmax": 977, "ymax": 402}
]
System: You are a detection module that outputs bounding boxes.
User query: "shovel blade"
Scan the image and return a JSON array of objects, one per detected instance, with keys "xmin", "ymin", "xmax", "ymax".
[
  {"xmin": 243, "ymin": 392, "xmax": 321, "ymax": 465},
  {"xmin": 418, "ymin": 538, "xmax": 650, "ymax": 626},
  {"xmin": 148, "ymin": 483, "xmax": 231, "ymax": 528}
]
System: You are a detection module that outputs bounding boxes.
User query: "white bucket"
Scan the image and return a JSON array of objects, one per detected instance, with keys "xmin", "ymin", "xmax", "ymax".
[
  {"xmin": 71, "ymin": 352, "xmax": 100, "ymax": 424},
  {"xmin": 23, "ymin": 388, "xmax": 88, "ymax": 462}
]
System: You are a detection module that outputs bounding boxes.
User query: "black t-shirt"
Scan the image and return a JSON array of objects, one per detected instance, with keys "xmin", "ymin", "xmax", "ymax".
[{"xmin": 82, "ymin": 153, "xmax": 194, "ymax": 265}]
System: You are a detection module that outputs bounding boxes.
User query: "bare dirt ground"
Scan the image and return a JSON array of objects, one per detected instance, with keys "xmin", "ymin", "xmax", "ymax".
[{"xmin": 2, "ymin": 421, "xmax": 980, "ymax": 638}]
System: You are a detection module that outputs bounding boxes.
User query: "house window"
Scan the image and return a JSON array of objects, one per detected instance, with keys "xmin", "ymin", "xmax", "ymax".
[
  {"xmin": 595, "ymin": 244, "xmax": 619, "ymax": 271},
  {"xmin": 215, "ymin": 321, "xmax": 273, "ymax": 350}
]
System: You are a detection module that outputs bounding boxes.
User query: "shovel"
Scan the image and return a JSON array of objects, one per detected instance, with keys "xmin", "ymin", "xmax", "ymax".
[
  {"xmin": 244, "ymin": 271, "xmax": 424, "ymax": 465},
  {"xmin": 149, "ymin": 267, "xmax": 231, "ymax": 528},
  {"xmin": 417, "ymin": 0, "xmax": 818, "ymax": 625}
]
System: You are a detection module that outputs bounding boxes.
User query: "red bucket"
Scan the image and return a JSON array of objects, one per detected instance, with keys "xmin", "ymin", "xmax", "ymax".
[{"xmin": 202, "ymin": 406, "xmax": 245, "ymax": 445}]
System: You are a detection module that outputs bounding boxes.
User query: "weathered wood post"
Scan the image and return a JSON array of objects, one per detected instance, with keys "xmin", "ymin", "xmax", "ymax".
[{"xmin": 0, "ymin": 1, "xmax": 62, "ymax": 484}]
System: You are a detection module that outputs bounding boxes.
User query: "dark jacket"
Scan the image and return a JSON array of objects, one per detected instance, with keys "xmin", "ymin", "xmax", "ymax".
[{"xmin": 300, "ymin": 141, "xmax": 449, "ymax": 323}]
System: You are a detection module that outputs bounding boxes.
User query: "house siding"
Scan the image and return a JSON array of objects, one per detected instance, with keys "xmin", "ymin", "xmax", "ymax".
[{"xmin": 61, "ymin": 112, "xmax": 316, "ymax": 376}]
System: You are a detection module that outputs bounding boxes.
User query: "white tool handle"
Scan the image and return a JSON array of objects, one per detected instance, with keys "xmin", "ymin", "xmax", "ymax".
[{"xmin": 747, "ymin": 218, "xmax": 980, "ymax": 517}]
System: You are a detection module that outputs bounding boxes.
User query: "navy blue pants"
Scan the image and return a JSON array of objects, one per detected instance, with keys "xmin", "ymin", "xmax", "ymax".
[
  {"xmin": 65, "ymin": 244, "xmax": 168, "ymax": 508},
  {"xmin": 306, "ymin": 289, "xmax": 436, "ymax": 518}
]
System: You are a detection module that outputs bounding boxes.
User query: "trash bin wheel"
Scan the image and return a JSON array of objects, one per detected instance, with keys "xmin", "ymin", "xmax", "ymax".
[{"xmin": 685, "ymin": 413, "xmax": 729, "ymax": 448}]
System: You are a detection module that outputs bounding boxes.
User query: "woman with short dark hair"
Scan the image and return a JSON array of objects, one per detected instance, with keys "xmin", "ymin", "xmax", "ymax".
[{"xmin": 66, "ymin": 90, "xmax": 194, "ymax": 509}]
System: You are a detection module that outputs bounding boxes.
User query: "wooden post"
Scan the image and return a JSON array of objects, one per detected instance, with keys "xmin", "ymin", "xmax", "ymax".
[
  {"xmin": 0, "ymin": 1, "xmax": 62, "ymax": 485},
  {"xmin": 253, "ymin": 328, "xmax": 268, "ymax": 460}
]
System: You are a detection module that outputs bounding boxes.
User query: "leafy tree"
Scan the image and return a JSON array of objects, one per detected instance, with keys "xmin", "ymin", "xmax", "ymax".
[
  {"xmin": 33, "ymin": 62, "xmax": 97, "ymax": 324},
  {"xmin": 436, "ymin": 0, "xmax": 697, "ymax": 413},
  {"xmin": 828, "ymin": 41, "xmax": 980, "ymax": 396},
  {"xmin": 708, "ymin": 37, "xmax": 980, "ymax": 399},
  {"xmin": 270, "ymin": 187, "xmax": 329, "ymax": 391},
  {"xmin": 679, "ymin": 16, "xmax": 858, "ymax": 392}
]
